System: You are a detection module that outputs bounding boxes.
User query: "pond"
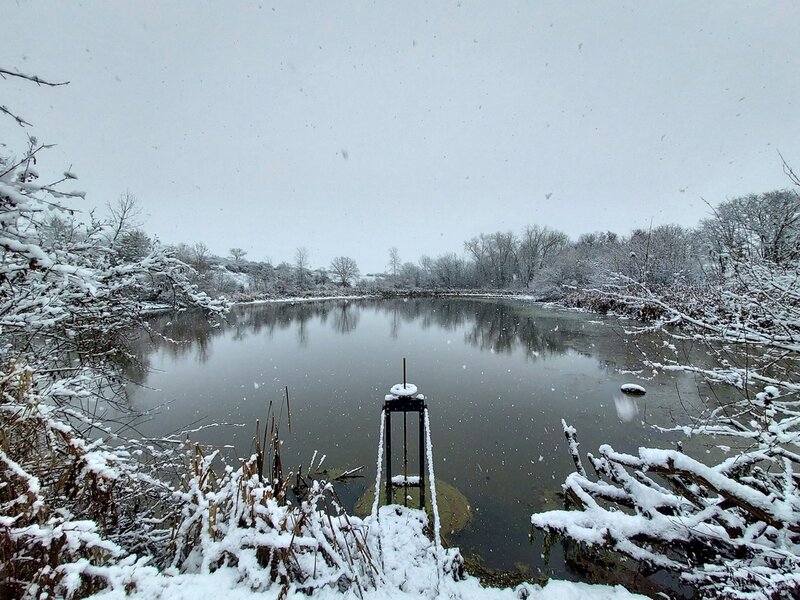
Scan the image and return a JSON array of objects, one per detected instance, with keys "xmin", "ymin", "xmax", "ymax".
[{"xmin": 126, "ymin": 297, "xmax": 720, "ymax": 590}]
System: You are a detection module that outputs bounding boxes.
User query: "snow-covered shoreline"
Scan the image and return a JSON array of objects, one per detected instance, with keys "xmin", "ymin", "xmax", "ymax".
[{"xmin": 88, "ymin": 566, "xmax": 646, "ymax": 600}]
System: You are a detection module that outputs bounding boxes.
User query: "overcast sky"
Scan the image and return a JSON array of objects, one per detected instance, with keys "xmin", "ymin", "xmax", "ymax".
[{"xmin": 3, "ymin": 1, "xmax": 800, "ymax": 272}]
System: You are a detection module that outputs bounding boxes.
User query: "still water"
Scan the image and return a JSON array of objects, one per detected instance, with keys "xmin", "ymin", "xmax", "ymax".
[{"xmin": 128, "ymin": 297, "xmax": 715, "ymax": 585}]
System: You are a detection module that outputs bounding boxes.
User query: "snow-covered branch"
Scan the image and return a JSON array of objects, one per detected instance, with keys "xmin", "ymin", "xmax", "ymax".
[{"xmin": 533, "ymin": 419, "xmax": 800, "ymax": 598}]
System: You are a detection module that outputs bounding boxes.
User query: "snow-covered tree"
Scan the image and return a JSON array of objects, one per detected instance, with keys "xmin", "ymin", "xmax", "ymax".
[
  {"xmin": 329, "ymin": 256, "xmax": 360, "ymax": 287},
  {"xmin": 0, "ymin": 106, "xmax": 228, "ymax": 596},
  {"xmin": 229, "ymin": 246, "xmax": 247, "ymax": 262},
  {"xmin": 700, "ymin": 189, "xmax": 800, "ymax": 279},
  {"xmin": 294, "ymin": 246, "xmax": 310, "ymax": 289}
]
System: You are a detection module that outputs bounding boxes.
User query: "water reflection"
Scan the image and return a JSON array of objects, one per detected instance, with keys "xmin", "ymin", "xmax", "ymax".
[
  {"xmin": 136, "ymin": 298, "xmax": 655, "ymax": 371},
  {"xmin": 613, "ymin": 394, "xmax": 639, "ymax": 422}
]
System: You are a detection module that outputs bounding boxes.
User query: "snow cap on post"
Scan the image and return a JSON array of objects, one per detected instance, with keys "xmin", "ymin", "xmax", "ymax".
[{"xmin": 385, "ymin": 383, "xmax": 425, "ymax": 401}]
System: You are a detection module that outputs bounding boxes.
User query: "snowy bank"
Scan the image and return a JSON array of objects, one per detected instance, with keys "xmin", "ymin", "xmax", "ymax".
[
  {"xmin": 87, "ymin": 505, "xmax": 645, "ymax": 600},
  {"xmin": 88, "ymin": 568, "xmax": 645, "ymax": 600}
]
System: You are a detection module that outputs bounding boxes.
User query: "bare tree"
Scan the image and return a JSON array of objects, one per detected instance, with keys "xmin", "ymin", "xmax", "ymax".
[
  {"xmin": 464, "ymin": 235, "xmax": 491, "ymax": 283},
  {"xmin": 295, "ymin": 246, "xmax": 311, "ymax": 289},
  {"xmin": 433, "ymin": 253, "xmax": 465, "ymax": 287},
  {"xmin": 700, "ymin": 189, "xmax": 800, "ymax": 278},
  {"xmin": 388, "ymin": 246, "xmax": 401, "ymax": 279},
  {"xmin": 107, "ymin": 191, "xmax": 142, "ymax": 243},
  {"xmin": 329, "ymin": 256, "xmax": 360, "ymax": 287},
  {"xmin": 192, "ymin": 242, "xmax": 210, "ymax": 272},
  {"xmin": 518, "ymin": 225, "xmax": 569, "ymax": 288},
  {"xmin": 229, "ymin": 247, "xmax": 247, "ymax": 262}
]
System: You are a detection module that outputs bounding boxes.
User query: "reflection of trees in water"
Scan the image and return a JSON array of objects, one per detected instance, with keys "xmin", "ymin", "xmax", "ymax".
[
  {"xmin": 131, "ymin": 301, "xmax": 361, "ymax": 365},
  {"xmin": 332, "ymin": 303, "xmax": 360, "ymax": 334},
  {"xmin": 461, "ymin": 302, "xmax": 567, "ymax": 357},
  {"xmin": 374, "ymin": 298, "xmax": 467, "ymax": 332},
  {"xmin": 132, "ymin": 299, "xmax": 703, "ymax": 378},
  {"xmin": 372, "ymin": 299, "xmax": 569, "ymax": 358}
]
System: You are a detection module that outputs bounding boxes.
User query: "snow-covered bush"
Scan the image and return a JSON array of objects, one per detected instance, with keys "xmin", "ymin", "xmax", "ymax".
[
  {"xmin": 0, "ymin": 135, "xmax": 227, "ymax": 597},
  {"xmin": 169, "ymin": 447, "xmax": 379, "ymax": 596}
]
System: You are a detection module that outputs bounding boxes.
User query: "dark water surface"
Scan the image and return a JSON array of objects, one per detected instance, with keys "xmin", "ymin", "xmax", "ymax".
[{"xmin": 127, "ymin": 298, "xmax": 717, "ymax": 585}]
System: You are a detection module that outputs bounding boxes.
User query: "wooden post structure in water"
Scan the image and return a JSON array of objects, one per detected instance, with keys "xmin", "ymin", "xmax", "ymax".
[{"xmin": 384, "ymin": 360, "xmax": 427, "ymax": 509}]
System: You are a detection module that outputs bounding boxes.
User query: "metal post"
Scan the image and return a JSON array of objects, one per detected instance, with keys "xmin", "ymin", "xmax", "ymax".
[
  {"xmin": 385, "ymin": 409, "xmax": 392, "ymax": 504},
  {"xmin": 419, "ymin": 408, "xmax": 426, "ymax": 509},
  {"xmin": 381, "ymin": 360, "xmax": 428, "ymax": 511},
  {"xmin": 403, "ymin": 411, "xmax": 408, "ymax": 507}
]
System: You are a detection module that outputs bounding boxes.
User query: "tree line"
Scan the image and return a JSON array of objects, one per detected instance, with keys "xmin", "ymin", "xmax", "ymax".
[{"xmin": 112, "ymin": 186, "xmax": 796, "ymax": 299}]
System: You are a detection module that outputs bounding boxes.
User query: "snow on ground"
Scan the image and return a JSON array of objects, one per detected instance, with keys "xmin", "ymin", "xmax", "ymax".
[
  {"xmin": 239, "ymin": 294, "xmax": 379, "ymax": 305},
  {"xmin": 88, "ymin": 568, "xmax": 645, "ymax": 600},
  {"xmin": 88, "ymin": 505, "xmax": 645, "ymax": 600},
  {"xmin": 214, "ymin": 266, "xmax": 251, "ymax": 291}
]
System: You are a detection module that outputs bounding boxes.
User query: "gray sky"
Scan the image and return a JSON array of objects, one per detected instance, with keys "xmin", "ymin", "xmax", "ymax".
[{"xmin": 3, "ymin": 1, "xmax": 800, "ymax": 272}]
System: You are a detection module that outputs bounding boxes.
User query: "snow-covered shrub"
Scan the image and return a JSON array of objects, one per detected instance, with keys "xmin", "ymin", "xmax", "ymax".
[
  {"xmin": 168, "ymin": 447, "xmax": 379, "ymax": 596},
  {"xmin": 0, "ymin": 137, "xmax": 227, "ymax": 598}
]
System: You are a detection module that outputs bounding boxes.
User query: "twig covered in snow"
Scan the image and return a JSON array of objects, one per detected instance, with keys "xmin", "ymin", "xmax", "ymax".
[{"xmin": 371, "ymin": 411, "xmax": 385, "ymax": 522}]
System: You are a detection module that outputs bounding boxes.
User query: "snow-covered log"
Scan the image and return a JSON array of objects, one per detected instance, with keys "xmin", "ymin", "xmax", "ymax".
[{"xmin": 533, "ymin": 419, "xmax": 800, "ymax": 598}]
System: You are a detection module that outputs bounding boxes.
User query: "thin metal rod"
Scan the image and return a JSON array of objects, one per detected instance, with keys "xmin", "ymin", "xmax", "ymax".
[
  {"xmin": 403, "ymin": 411, "xmax": 408, "ymax": 507},
  {"xmin": 403, "ymin": 357, "xmax": 406, "ymax": 388}
]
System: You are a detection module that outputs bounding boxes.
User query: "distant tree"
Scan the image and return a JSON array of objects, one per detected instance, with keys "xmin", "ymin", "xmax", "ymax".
[
  {"xmin": 251, "ymin": 260, "xmax": 275, "ymax": 292},
  {"xmin": 418, "ymin": 255, "xmax": 434, "ymax": 285},
  {"xmin": 330, "ymin": 256, "xmax": 360, "ymax": 287},
  {"xmin": 192, "ymin": 242, "xmax": 210, "ymax": 272},
  {"xmin": 388, "ymin": 246, "xmax": 401, "ymax": 279},
  {"xmin": 433, "ymin": 253, "xmax": 465, "ymax": 287},
  {"xmin": 700, "ymin": 189, "xmax": 800, "ymax": 278},
  {"xmin": 116, "ymin": 228, "xmax": 152, "ymax": 262},
  {"xmin": 273, "ymin": 261, "xmax": 294, "ymax": 293},
  {"xmin": 168, "ymin": 242, "xmax": 193, "ymax": 264},
  {"xmin": 518, "ymin": 225, "xmax": 569, "ymax": 288},
  {"xmin": 622, "ymin": 225, "xmax": 698, "ymax": 286},
  {"xmin": 42, "ymin": 213, "xmax": 82, "ymax": 247},
  {"xmin": 313, "ymin": 268, "xmax": 330, "ymax": 286},
  {"xmin": 464, "ymin": 235, "xmax": 491, "ymax": 284},
  {"xmin": 400, "ymin": 261, "xmax": 421, "ymax": 287},
  {"xmin": 464, "ymin": 231, "xmax": 518, "ymax": 287},
  {"xmin": 229, "ymin": 247, "xmax": 247, "ymax": 262},
  {"xmin": 295, "ymin": 246, "xmax": 311, "ymax": 289},
  {"xmin": 488, "ymin": 231, "xmax": 518, "ymax": 287},
  {"xmin": 107, "ymin": 191, "xmax": 142, "ymax": 243}
]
